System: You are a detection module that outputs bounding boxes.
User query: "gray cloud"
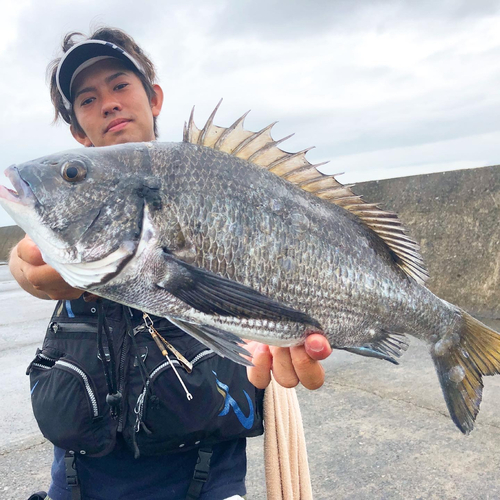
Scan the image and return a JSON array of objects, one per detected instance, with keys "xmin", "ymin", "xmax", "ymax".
[
  {"xmin": 212, "ymin": 0, "xmax": 500, "ymax": 40},
  {"xmin": 2, "ymin": 0, "xmax": 500, "ymax": 227}
]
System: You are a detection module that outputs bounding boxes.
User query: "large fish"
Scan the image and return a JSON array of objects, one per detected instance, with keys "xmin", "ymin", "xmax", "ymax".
[{"xmin": 1, "ymin": 103, "xmax": 499, "ymax": 434}]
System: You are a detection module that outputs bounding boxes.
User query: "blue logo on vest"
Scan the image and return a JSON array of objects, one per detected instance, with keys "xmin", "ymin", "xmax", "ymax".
[
  {"xmin": 212, "ymin": 371, "xmax": 254, "ymax": 429},
  {"xmin": 30, "ymin": 380, "xmax": 39, "ymax": 395}
]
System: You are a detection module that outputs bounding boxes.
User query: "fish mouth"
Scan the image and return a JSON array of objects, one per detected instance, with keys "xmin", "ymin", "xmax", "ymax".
[{"xmin": 0, "ymin": 166, "xmax": 36, "ymax": 207}]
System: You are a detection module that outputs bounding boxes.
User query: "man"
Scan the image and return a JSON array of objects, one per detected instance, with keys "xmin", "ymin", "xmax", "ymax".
[{"xmin": 11, "ymin": 27, "xmax": 331, "ymax": 500}]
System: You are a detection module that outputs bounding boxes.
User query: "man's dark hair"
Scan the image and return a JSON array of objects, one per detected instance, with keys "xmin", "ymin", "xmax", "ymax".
[{"xmin": 47, "ymin": 27, "xmax": 159, "ymax": 138}]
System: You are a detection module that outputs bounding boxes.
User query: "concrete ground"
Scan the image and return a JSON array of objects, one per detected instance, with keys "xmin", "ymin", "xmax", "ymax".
[{"xmin": 1, "ymin": 264, "xmax": 500, "ymax": 499}]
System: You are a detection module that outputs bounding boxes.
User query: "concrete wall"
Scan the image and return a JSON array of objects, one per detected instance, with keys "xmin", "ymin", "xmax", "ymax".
[
  {"xmin": 355, "ymin": 165, "xmax": 500, "ymax": 318},
  {"xmin": 0, "ymin": 225, "xmax": 24, "ymax": 263},
  {"xmin": 1, "ymin": 165, "xmax": 498, "ymax": 316}
]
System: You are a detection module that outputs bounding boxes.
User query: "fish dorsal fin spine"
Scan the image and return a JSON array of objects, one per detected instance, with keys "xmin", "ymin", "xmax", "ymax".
[{"xmin": 184, "ymin": 100, "xmax": 429, "ymax": 285}]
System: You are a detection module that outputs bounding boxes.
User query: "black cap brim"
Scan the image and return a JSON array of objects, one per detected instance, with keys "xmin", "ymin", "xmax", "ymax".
[{"xmin": 56, "ymin": 40, "xmax": 144, "ymax": 108}]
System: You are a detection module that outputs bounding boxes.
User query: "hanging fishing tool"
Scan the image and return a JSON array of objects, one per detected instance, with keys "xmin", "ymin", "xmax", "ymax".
[{"xmin": 142, "ymin": 313, "xmax": 193, "ymax": 400}]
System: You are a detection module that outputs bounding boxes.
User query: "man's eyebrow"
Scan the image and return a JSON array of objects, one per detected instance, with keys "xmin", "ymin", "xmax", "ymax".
[
  {"xmin": 74, "ymin": 86, "xmax": 97, "ymax": 100},
  {"xmin": 104, "ymin": 71, "xmax": 128, "ymax": 84},
  {"xmin": 73, "ymin": 72, "xmax": 129, "ymax": 100}
]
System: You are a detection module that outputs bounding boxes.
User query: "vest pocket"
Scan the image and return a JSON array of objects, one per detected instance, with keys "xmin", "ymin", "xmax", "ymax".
[
  {"xmin": 28, "ymin": 348, "xmax": 114, "ymax": 456},
  {"xmin": 130, "ymin": 347, "xmax": 263, "ymax": 456},
  {"xmin": 132, "ymin": 349, "xmax": 223, "ymax": 452}
]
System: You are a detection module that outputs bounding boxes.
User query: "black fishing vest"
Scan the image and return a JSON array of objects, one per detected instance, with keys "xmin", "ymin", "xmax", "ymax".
[{"xmin": 27, "ymin": 297, "xmax": 264, "ymax": 458}]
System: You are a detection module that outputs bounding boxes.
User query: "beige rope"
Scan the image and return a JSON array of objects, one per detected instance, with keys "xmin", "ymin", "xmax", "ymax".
[{"xmin": 264, "ymin": 376, "xmax": 313, "ymax": 499}]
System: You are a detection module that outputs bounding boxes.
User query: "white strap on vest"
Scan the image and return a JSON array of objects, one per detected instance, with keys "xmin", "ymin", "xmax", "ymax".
[{"xmin": 264, "ymin": 376, "xmax": 313, "ymax": 500}]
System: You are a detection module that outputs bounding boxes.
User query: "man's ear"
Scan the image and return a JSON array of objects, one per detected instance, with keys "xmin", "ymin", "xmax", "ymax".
[
  {"xmin": 151, "ymin": 84, "xmax": 164, "ymax": 117},
  {"xmin": 70, "ymin": 124, "xmax": 93, "ymax": 147}
]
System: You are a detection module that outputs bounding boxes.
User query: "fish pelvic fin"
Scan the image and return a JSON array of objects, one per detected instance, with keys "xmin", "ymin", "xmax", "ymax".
[
  {"xmin": 432, "ymin": 309, "xmax": 500, "ymax": 434},
  {"xmin": 166, "ymin": 316, "xmax": 253, "ymax": 367},
  {"xmin": 184, "ymin": 101, "xmax": 428, "ymax": 286}
]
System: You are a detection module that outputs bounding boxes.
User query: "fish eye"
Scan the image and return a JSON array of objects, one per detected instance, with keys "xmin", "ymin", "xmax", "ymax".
[{"xmin": 61, "ymin": 160, "xmax": 87, "ymax": 182}]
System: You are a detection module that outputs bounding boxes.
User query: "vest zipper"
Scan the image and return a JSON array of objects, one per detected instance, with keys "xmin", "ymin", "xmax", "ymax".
[
  {"xmin": 55, "ymin": 360, "xmax": 99, "ymax": 418},
  {"xmin": 31, "ymin": 362, "xmax": 51, "ymax": 370},
  {"xmin": 39, "ymin": 352, "xmax": 56, "ymax": 362},
  {"xmin": 117, "ymin": 333, "xmax": 130, "ymax": 432},
  {"xmin": 133, "ymin": 349, "xmax": 213, "ymax": 432},
  {"xmin": 50, "ymin": 322, "xmax": 99, "ymax": 334},
  {"xmin": 28, "ymin": 352, "xmax": 58, "ymax": 373}
]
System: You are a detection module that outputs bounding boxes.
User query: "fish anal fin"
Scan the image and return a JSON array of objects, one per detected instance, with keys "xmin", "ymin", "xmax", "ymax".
[
  {"xmin": 343, "ymin": 346, "xmax": 399, "ymax": 365},
  {"xmin": 184, "ymin": 102, "xmax": 429, "ymax": 285},
  {"xmin": 341, "ymin": 331, "xmax": 409, "ymax": 365}
]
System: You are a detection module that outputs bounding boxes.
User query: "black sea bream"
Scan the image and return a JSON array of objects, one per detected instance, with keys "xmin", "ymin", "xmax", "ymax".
[{"xmin": 2, "ymin": 103, "xmax": 500, "ymax": 434}]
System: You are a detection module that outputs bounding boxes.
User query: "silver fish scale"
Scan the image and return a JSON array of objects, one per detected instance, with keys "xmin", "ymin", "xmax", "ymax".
[{"xmin": 148, "ymin": 143, "xmax": 456, "ymax": 347}]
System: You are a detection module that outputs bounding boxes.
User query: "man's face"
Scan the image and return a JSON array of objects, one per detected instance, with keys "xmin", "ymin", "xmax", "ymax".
[{"xmin": 70, "ymin": 59, "xmax": 163, "ymax": 147}]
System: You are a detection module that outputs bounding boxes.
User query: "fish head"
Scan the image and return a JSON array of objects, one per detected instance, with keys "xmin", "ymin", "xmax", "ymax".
[{"xmin": 0, "ymin": 143, "xmax": 158, "ymax": 288}]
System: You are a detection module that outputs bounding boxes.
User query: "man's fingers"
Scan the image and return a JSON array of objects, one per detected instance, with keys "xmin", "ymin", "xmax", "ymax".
[
  {"xmin": 24, "ymin": 264, "xmax": 64, "ymax": 290},
  {"xmin": 304, "ymin": 333, "xmax": 332, "ymax": 361},
  {"xmin": 247, "ymin": 338, "xmax": 330, "ymax": 391},
  {"xmin": 22, "ymin": 261, "xmax": 83, "ymax": 300},
  {"xmin": 271, "ymin": 347, "xmax": 300, "ymax": 388},
  {"xmin": 290, "ymin": 345, "xmax": 325, "ymax": 390},
  {"xmin": 246, "ymin": 342, "xmax": 272, "ymax": 389},
  {"xmin": 17, "ymin": 236, "xmax": 45, "ymax": 266}
]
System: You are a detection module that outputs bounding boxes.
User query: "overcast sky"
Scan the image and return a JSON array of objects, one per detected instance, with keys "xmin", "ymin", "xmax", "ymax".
[{"xmin": 1, "ymin": 0, "xmax": 500, "ymax": 226}]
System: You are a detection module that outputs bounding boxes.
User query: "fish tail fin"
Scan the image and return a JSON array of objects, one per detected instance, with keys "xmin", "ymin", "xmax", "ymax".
[{"xmin": 431, "ymin": 309, "xmax": 500, "ymax": 434}]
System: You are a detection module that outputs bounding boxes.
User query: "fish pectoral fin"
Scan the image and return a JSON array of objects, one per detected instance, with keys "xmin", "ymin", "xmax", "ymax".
[
  {"xmin": 157, "ymin": 251, "xmax": 320, "ymax": 326},
  {"xmin": 341, "ymin": 331, "xmax": 409, "ymax": 365},
  {"xmin": 166, "ymin": 316, "xmax": 253, "ymax": 367}
]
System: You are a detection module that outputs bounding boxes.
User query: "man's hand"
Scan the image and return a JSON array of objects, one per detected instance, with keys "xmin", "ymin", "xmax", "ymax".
[
  {"xmin": 246, "ymin": 334, "xmax": 332, "ymax": 391},
  {"xmin": 9, "ymin": 235, "xmax": 83, "ymax": 300}
]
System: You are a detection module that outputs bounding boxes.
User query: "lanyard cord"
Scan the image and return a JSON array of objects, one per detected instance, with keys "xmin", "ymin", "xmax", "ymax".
[
  {"xmin": 124, "ymin": 309, "xmax": 153, "ymax": 396},
  {"xmin": 96, "ymin": 300, "xmax": 122, "ymax": 417}
]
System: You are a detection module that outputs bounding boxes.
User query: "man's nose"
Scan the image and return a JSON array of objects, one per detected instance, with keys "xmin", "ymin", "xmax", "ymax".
[{"xmin": 101, "ymin": 94, "xmax": 122, "ymax": 116}]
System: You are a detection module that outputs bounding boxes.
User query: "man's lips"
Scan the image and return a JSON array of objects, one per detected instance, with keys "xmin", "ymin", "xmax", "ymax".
[{"xmin": 105, "ymin": 119, "xmax": 131, "ymax": 134}]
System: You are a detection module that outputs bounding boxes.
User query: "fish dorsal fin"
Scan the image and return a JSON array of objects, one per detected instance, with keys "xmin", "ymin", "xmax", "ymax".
[{"xmin": 184, "ymin": 101, "xmax": 429, "ymax": 285}]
